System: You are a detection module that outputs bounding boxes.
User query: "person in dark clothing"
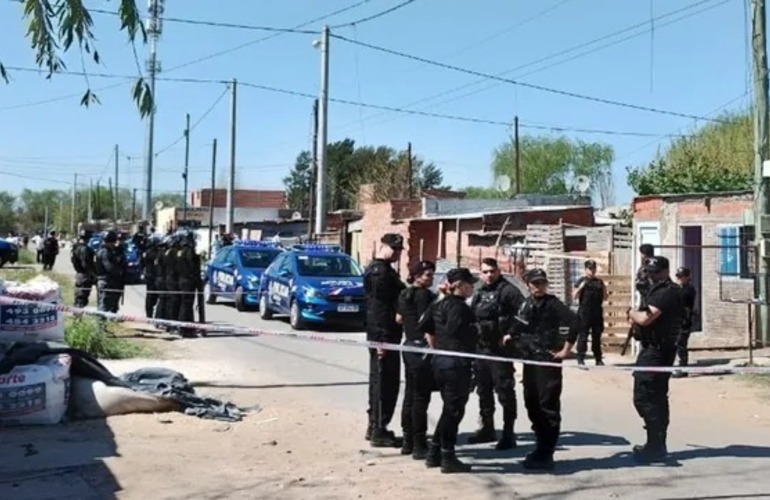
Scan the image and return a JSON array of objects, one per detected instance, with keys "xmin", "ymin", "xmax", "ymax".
[
  {"xmin": 467, "ymin": 257, "xmax": 524, "ymax": 450},
  {"xmin": 71, "ymin": 230, "xmax": 96, "ymax": 308},
  {"xmin": 396, "ymin": 260, "xmax": 437, "ymax": 459},
  {"xmin": 425, "ymin": 267, "xmax": 478, "ymax": 474},
  {"xmin": 628, "ymin": 256, "xmax": 682, "ymax": 463},
  {"xmin": 161, "ymin": 235, "xmax": 182, "ymax": 332},
  {"xmin": 96, "ymin": 231, "xmax": 125, "ymax": 314},
  {"xmin": 572, "ymin": 259, "xmax": 608, "ymax": 366},
  {"xmin": 673, "ymin": 267, "xmax": 697, "ymax": 378},
  {"xmin": 364, "ymin": 233, "xmax": 406, "ymax": 448},
  {"xmin": 510, "ymin": 268, "xmax": 578, "ymax": 471},
  {"xmin": 176, "ymin": 230, "xmax": 202, "ymax": 338},
  {"xmin": 636, "ymin": 244, "xmax": 655, "ymax": 297},
  {"xmin": 41, "ymin": 231, "xmax": 59, "ymax": 271},
  {"xmin": 143, "ymin": 235, "xmax": 162, "ymax": 318}
]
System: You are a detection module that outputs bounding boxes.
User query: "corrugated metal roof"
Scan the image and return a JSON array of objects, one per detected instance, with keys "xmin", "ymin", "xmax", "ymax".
[{"xmin": 413, "ymin": 205, "xmax": 590, "ymax": 221}]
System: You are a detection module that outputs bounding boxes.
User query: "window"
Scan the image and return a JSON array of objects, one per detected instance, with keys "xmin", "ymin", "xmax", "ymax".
[
  {"xmin": 295, "ymin": 254, "xmax": 363, "ymax": 277},
  {"xmin": 214, "ymin": 247, "xmax": 231, "ymax": 264},
  {"xmin": 717, "ymin": 225, "xmax": 755, "ymax": 278},
  {"xmin": 238, "ymin": 249, "xmax": 283, "ymax": 269}
]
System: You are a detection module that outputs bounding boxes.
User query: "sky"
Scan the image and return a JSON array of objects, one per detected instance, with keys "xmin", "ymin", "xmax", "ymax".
[{"xmin": 0, "ymin": 0, "xmax": 754, "ymax": 207}]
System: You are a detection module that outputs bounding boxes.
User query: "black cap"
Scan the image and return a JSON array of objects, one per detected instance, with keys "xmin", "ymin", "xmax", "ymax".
[
  {"xmin": 409, "ymin": 260, "xmax": 435, "ymax": 278},
  {"xmin": 676, "ymin": 267, "xmax": 691, "ymax": 277},
  {"xmin": 524, "ymin": 268, "xmax": 548, "ymax": 284},
  {"xmin": 446, "ymin": 267, "xmax": 477, "ymax": 285},
  {"xmin": 585, "ymin": 259, "xmax": 597, "ymax": 269},
  {"xmin": 639, "ymin": 244, "xmax": 655, "ymax": 257},
  {"xmin": 381, "ymin": 233, "xmax": 404, "ymax": 250},
  {"xmin": 103, "ymin": 231, "xmax": 118, "ymax": 243},
  {"xmin": 645, "ymin": 256, "xmax": 670, "ymax": 273}
]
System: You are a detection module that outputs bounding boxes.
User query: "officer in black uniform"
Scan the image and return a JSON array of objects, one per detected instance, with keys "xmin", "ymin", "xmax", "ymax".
[
  {"xmin": 143, "ymin": 235, "xmax": 162, "ymax": 318},
  {"xmin": 176, "ymin": 230, "xmax": 201, "ymax": 338},
  {"xmin": 71, "ymin": 230, "xmax": 96, "ymax": 308},
  {"xmin": 627, "ymin": 256, "xmax": 682, "ymax": 463},
  {"xmin": 467, "ymin": 257, "xmax": 523, "ymax": 450},
  {"xmin": 511, "ymin": 268, "xmax": 579, "ymax": 471},
  {"xmin": 96, "ymin": 231, "xmax": 125, "ymax": 314},
  {"xmin": 364, "ymin": 233, "xmax": 406, "ymax": 448},
  {"xmin": 636, "ymin": 244, "xmax": 655, "ymax": 297},
  {"xmin": 41, "ymin": 230, "xmax": 59, "ymax": 271},
  {"xmin": 160, "ymin": 235, "xmax": 181, "ymax": 332},
  {"xmin": 572, "ymin": 259, "xmax": 608, "ymax": 366},
  {"xmin": 396, "ymin": 259, "xmax": 437, "ymax": 459},
  {"xmin": 154, "ymin": 236, "xmax": 171, "ymax": 320},
  {"xmin": 673, "ymin": 267, "xmax": 697, "ymax": 378},
  {"xmin": 425, "ymin": 267, "xmax": 478, "ymax": 474}
]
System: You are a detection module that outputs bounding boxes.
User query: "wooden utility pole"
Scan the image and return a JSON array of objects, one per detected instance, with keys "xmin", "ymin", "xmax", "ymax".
[
  {"xmin": 209, "ymin": 139, "xmax": 218, "ymax": 255},
  {"xmin": 308, "ymin": 99, "xmax": 318, "ymax": 239},
  {"xmin": 114, "ymin": 144, "xmax": 120, "ymax": 221},
  {"xmin": 752, "ymin": 0, "xmax": 770, "ymax": 346},
  {"xmin": 226, "ymin": 80, "xmax": 237, "ymax": 234},
  {"xmin": 514, "ymin": 116, "xmax": 521, "ymax": 195},
  {"xmin": 108, "ymin": 177, "xmax": 115, "ymax": 223},
  {"xmin": 407, "ymin": 142, "xmax": 413, "ymax": 198},
  {"xmin": 183, "ymin": 113, "xmax": 190, "ymax": 220},
  {"xmin": 70, "ymin": 173, "xmax": 77, "ymax": 235},
  {"xmin": 132, "ymin": 188, "xmax": 138, "ymax": 222}
]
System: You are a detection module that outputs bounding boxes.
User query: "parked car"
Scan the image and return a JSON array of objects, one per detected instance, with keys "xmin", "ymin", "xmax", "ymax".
[
  {"xmin": 204, "ymin": 240, "xmax": 284, "ymax": 312},
  {"xmin": 0, "ymin": 240, "xmax": 18, "ymax": 268},
  {"xmin": 258, "ymin": 244, "xmax": 366, "ymax": 330}
]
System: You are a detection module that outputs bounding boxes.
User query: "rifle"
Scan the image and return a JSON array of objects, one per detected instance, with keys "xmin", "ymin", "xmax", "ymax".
[{"xmin": 620, "ymin": 325, "xmax": 634, "ymax": 356}]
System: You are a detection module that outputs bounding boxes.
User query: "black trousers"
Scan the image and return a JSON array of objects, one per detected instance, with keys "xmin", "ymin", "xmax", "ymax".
[
  {"xmin": 432, "ymin": 356, "xmax": 472, "ymax": 451},
  {"xmin": 577, "ymin": 313, "xmax": 604, "ymax": 360},
  {"xmin": 97, "ymin": 281, "xmax": 121, "ymax": 314},
  {"xmin": 155, "ymin": 280, "xmax": 168, "ymax": 319},
  {"xmin": 368, "ymin": 348, "xmax": 401, "ymax": 430},
  {"xmin": 676, "ymin": 330, "xmax": 691, "ymax": 366},
  {"xmin": 164, "ymin": 280, "xmax": 181, "ymax": 324},
  {"xmin": 400, "ymin": 345, "xmax": 435, "ymax": 437},
  {"xmin": 74, "ymin": 274, "xmax": 93, "ymax": 308},
  {"xmin": 178, "ymin": 281, "xmax": 196, "ymax": 323},
  {"xmin": 474, "ymin": 348, "xmax": 517, "ymax": 421},
  {"xmin": 523, "ymin": 363, "xmax": 563, "ymax": 455},
  {"xmin": 42, "ymin": 253, "xmax": 56, "ymax": 271},
  {"xmin": 633, "ymin": 346, "xmax": 676, "ymax": 435}
]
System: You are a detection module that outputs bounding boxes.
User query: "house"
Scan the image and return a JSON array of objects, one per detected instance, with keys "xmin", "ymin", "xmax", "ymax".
[
  {"xmin": 190, "ymin": 188, "xmax": 286, "ymax": 210},
  {"xmin": 632, "ymin": 190, "xmax": 756, "ymax": 348}
]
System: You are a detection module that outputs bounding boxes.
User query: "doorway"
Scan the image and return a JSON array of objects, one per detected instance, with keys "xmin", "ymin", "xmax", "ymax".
[{"xmin": 680, "ymin": 226, "xmax": 703, "ymax": 331}]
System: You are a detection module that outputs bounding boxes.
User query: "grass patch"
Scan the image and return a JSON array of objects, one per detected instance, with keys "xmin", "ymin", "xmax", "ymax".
[
  {"xmin": 18, "ymin": 249, "xmax": 36, "ymax": 265},
  {"xmin": 65, "ymin": 317, "xmax": 149, "ymax": 359}
]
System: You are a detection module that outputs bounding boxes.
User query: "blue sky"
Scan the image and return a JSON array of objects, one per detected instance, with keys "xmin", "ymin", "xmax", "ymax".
[{"xmin": 0, "ymin": 0, "xmax": 752, "ymax": 206}]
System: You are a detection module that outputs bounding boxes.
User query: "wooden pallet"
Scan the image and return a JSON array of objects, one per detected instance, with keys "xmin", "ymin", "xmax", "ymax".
[{"xmin": 526, "ymin": 224, "xmax": 566, "ymax": 302}]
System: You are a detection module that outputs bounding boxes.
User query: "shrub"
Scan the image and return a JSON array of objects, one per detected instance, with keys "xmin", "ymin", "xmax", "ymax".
[{"xmin": 64, "ymin": 317, "xmax": 146, "ymax": 359}]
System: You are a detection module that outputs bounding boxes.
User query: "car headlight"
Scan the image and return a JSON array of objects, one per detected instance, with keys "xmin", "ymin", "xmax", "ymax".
[
  {"xmin": 303, "ymin": 286, "xmax": 317, "ymax": 298},
  {"xmin": 245, "ymin": 274, "xmax": 260, "ymax": 288}
]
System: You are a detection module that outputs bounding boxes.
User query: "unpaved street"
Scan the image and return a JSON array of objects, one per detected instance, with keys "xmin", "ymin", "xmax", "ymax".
[{"xmin": 2, "ymin": 259, "xmax": 770, "ymax": 499}]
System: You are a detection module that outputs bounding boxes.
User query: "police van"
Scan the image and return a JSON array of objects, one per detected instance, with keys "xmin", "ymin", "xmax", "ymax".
[
  {"xmin": 257, "ymin": 244, "xmax": 366, "ymax": 330},
  {"xmin": 204, "ymin": 240, "xmax": 284, "ymax": 312}
]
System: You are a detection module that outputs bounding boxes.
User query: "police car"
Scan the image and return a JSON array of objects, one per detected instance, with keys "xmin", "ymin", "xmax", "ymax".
[
  {"xmin": 258, "ymin": 244, "xmax": 365, "ymax": 330},
  {"xmin": 0, "ymin": 239, "xmax": 18, "ymax": 268},
  {"xmin": 204, "ymin": 240, "xmax": 284, "ymax": 312}
]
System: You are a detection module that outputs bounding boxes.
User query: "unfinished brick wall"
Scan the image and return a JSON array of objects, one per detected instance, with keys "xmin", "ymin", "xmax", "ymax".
[{"xmin": 191, "ymin": 189, "xmax": 286, "ymax": 209}]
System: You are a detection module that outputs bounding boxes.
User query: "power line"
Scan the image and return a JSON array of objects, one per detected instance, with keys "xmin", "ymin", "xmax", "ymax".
[
  {"xmin": 330, "ymin": 34, "xmax": 728, "ymax": 123},
  {"xmin": 0, "ymin": 81, "xmax": 130, "ymax": 111},
  {"xmin": 331, "ymin": 0, "xmax": 418, "ymax": 28}
]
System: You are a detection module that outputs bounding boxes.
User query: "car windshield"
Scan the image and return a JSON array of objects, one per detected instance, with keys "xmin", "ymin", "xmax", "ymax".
[
  {"xmin": 239, "ymin": 249, "xmax": 282, "ymax": 269},
  {"xmin": 296, "ymin": 254, "xmax": 362, "ymax": 277}
]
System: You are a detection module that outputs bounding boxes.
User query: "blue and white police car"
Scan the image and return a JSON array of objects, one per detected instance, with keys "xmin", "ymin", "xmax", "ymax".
[
  {"xmin": 258, "ymin": 244, "xmax": 366, "ymax": 330},
  {"xmin": 204, "ymin": 240, "xmax": 284, "ymax": 312}
]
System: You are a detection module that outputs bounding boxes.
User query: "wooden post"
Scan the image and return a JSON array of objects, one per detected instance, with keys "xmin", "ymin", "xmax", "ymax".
[
  {"xmin": 494, "ymin": 215, "xmax": 512, "ymax": 260},
  {"xmin": 419, "ymin": 238, "xmax": 425, "ymax": 260},
  {"xmin": 455, "ymin": 218, "xmax": 461, "ymax": 267}
]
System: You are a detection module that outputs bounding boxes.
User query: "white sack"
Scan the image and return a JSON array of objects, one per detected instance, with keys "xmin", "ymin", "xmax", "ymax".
[
  {"xmin": 0, "ymin": 275, "xmax": 65, "ymax": 342},
  {"xmin": 69, "ymin": 376, "xmax": 179, "ymax": 419},
  {"xmin": 0, "ymin": 353, "xmax": 71, "ymax": 426}
]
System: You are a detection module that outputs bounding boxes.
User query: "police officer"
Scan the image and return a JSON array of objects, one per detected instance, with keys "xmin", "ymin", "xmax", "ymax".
[
  {"xmin": 467, "ymin": 257, "xmax": 523, "ymax": 450},
  {"xmin": 176, "ymin": 230, "xmax": 201, "ymax": 338},
  {"xmin": 627, "ymin": 256, "xmax": 682, "ymax": 463},
  {"xmin": 572, "ymin": 259, "xmax": 608, "ymax": 366},
  {"xmin": 96, "ymin": 231, "xmax": 125, "ymax": 313},
  {"xmin": 364, "ymin": 233, "xmax": 406, "ymax": 448},
  {"xmin": 511, "ymin": 268, "xmax": 579, "ymax": 471},
  {"xmin": 636, "ymin": 244, "xmax": 655, "ymax": 297},
  {"xmin": 396, "ymin": 260, "xmax": 437, "ymax": 459},
  {"xmin": 143, "ymin": 235, "xmax": 162, "ymax": 318},
  {"xmin": 41, "ymin": 230, "xmax": 59, "ymax": 271},
  {"xmin": 162, "ymin": 235, "xmax": 182, "ymax": 332},
  {"xmin": 673, "ymin": 267, "xmax": 697, "ymax": 378},
  {"xmin": 425, "ymin": 267, "xmax": 478, "ymax": 474},
  {"xmin": 71, "ymin": 230, "xmax": 96, "ymax": 308},
  {"xmin": 154, "ymin": 236, "xmax": 171, "ymax": 320}
]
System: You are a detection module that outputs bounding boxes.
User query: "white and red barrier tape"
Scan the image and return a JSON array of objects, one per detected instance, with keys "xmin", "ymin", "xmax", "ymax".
[{"xmin": 0, "ymin": 295, "xmax": 768, "ymax": 374}]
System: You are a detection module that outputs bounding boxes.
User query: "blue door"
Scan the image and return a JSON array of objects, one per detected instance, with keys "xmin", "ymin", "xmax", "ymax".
[
  {"xmin": 211, "ymin": 247, "xmax": 236, "ymax": 295},
  {"xmin": 269, "ymin": 254, "xmax": 293, "ymax": 312}
]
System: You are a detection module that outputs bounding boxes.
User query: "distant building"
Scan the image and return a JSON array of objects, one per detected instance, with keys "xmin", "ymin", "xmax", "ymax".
[{"xmin": 190, "ymin": 189, "xmax": 285, "ymax": 210}]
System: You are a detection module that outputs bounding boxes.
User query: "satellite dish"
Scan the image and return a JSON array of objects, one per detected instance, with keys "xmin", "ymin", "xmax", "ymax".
[
  {"xmin": 493, "ymin": 174, "xmax": 512, "ymax": 193},
  {"xmin": 573, "ymin": 175, "xmax": 591, "ymax": 195},
  {"xmin": 154, "ymin": 201, "xmax": 165, "ymax": 211},
  {"xmin": 291, "ymin": 211, "xmax": 302, "ymax": 221}
]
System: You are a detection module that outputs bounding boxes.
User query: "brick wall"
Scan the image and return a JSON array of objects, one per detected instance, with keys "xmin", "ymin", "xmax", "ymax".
[
  {"xmin": 633, "ymin": 192, "xmax": 754, "ymax": 348},
  {"xmin": 191, "ymin": 189, "xmax": 286, "ymax": 209}
]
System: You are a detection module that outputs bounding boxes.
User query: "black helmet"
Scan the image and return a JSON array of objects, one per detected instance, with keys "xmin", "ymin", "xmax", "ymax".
[{"xmin": 104, "ymin": 231, "xmax": 118, "ymax": 243}]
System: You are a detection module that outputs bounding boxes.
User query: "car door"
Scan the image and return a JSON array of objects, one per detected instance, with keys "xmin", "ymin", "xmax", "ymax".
[
  {"xmin": 210, "ymin": 247, "xmax": 233, "ymax": 295},
  {"xmin": 272, "ymin": 253, "xmax": 294, "ymax": 312},
  {"xmin": 221, "ymin": 248, "xmax": 239, "ymax": 295},
  {"xmin": 264, "ymin": 253, "xmax": 285, "ymax": 310}
]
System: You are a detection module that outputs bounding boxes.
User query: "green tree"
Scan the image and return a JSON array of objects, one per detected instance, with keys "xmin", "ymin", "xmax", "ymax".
[
  {"xmin": 627, "ymin": 111, "xmax": 752, "ymax": 195},
  {"xmin": 283, "ymin": 151, "xmax": 313, "ymax": 212},
  {"xmin": 4, "ymin": 1, "xmax": 151, "ymax": 115},
  {"xmin": 0, "ymin": 192, "xmax": 17, "ymax": 234},
  {"xmin": 489, "ymin": 136, "xmax": 615, "ymax": 206}
]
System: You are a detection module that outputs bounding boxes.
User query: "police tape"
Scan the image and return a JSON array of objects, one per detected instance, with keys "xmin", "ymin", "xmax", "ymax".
[{"xmin": 1, "ymin": 295, "xmax": 768, "ymax": 375}]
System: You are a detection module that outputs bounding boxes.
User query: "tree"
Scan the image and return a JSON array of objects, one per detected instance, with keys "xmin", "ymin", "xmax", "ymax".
[
  {"xmin": 488, "ymin": 136, "xmax": 615, "ymax": 205},
  {"xmin": 4, "ymin": 1, "xmax": 151, "ymax": 116},
  {"xmin": 627, "ymin": 111, "xmax": 752, "ymax": 195},
  {"xmin": 0, "ymin": 192, "xmax": 17, "ymax": 234},
  {"xmin": 283, "ymin": 151, "xmax": 313, "ymax": 213}
]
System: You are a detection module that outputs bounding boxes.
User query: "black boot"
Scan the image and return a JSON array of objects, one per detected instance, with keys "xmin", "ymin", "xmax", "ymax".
[
  {"xmin": 440, "ymin": 449, "xmax": 472, "ymax": 474},
  {"xmin": 522, "ymin": 447, "xmax": 554, "ymax": 471},
  {"xmin": 365, "ymin": 422, "xmax": 373, "ymax": 441},
  {"xmin": 467, "ymin": 416, "xmax": 496, "ymax": 444},
  {"xmin": 577, "ymin": 356, "xmax": 586, "ymax": 366},
  {"xmin": 495, "ymin": 410, "xmax": 516, "ymax": 450},
  {"xmin": 401, "ymin": 431, "xmax": 414, "ymax": 455},
  {"xmin": 371, "ymin": 428, "xmax": 402, "ymax": 448},
  {"xmin": 632, "ymin": 427, "xmax": 668, "ymax": 464},
  {"xmin": 425, "ymin": 442, "xmax": 442, "ymax": 468},
  {"xmin": 412, "ymin": 434, "xmax": 429, "ymax": 460}
]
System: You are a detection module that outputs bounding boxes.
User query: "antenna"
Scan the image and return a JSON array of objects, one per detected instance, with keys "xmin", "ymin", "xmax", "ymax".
[
  {"xmin": 291, "ymin": 211, "xmax": 303, "ymax": 221},
  {"xmin": 573, "ymin": 175, "xmax": 591, "ymax": 195},
  {"xmin": 493, "ymin": 174, "xmax": 512, "ymax": 193},
  {"xmin": 154, "ymin": 201, "xmax": 164, "ymax": 211}
]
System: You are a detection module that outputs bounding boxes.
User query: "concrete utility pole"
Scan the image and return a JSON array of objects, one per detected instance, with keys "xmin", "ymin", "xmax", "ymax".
[
  {"xmin": 226, "ymin": 80, "xmax": 237, "ymax": 234},
  {"xmin": 308, "ymin": 99, "xmax": 319, "ymax": 238},
  {"xmin": 114, "ymin": 144, "xmax": 120, "ymax": 221},
  {"xmin": 132, "ymin": 188, "xmax": 138, "ymax": 222},
  {"xmin": 314, "ymin": 26, "xmax": 330, "ymax": 234},
  {"xmin": 88, "ymin": 179, "xmax": 93, "ymax": 222},
  {"xmin": 108, "ymin": 177, "xmax": 114, "ymax": 222},
  {"xmin": 407, "ymin": 142, "xmax": 413, "ymax": 198},
  {"xmin": 752, "ymin": 0, "xmax": 770, "ymax": 346},
  {"xmin": 209, "ymin": 139, "xmax": 217, "ymax": 255},
  {"xmin": 183, "ymin": 113, "xmax": 190, "ymax": 220},
  {"xmin": 70, "ymin": 173, "xmax": 77, "ymax": 234},
  {"xmin": 142, "ymin": 0, "xmax": 165, "ymax": 220},
  {"xmin": 514, "ymin": 116, "xmax": 521, "ymax": 195}
]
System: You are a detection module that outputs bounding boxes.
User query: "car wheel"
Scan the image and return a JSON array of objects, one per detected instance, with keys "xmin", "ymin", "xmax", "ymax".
[
  {"xmin": 204, "ymin": 282, "xmax": 217, "ymax": 304},
  {"xmin": 0, "ymin": 256, "xmax": 5, "ymax": 268},
  {"xmin": 289, "ymin": 300, "xmax": 304, "ymax": 330},
  {"xmin": 259, "ymin": 293, "xmax": 273, "ymax": 320},
  {"xmin": 234, "ymin": 286, "xmax": 247, "ymax": 312}
]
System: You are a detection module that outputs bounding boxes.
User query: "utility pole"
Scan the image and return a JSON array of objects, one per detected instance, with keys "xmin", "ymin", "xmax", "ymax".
[
  {"xmin": 88, "ymin": 179, "xmax": 93, "ymax": 222},
  {"xmin": 43, "ymin": 205, "xmax": 49, "ymax": 236},
  {"xmin": 114, "ymin": 144, "xmax": 120, "ymax": 221},
  {"xmin": 183, "ymin": 113, "xmax": 190, "ymax": 221},
  {"xmin": 314, "ymin": 26, "xmax": 330, "ymax": 234},
  {"xmin": 142, "ymin": 0, "xmax": 165, "ymax": 220},
  {"xmin": 132, "ymin": 189, "xmax": 138, "ymax": 222},
  {"xmin": 308, "ymin": 99, "xmax": 318, "ymax": 238},
  {"xmin": 95, "ymin": 180, "xmax": 101, "ymax": 219},
  {"xmin": 226, "ymin": 80, "xmax": 237, "ymax": 234},
  {"xmin": 209, "ymin": 139, "xmax": 217, "ymax": 255},
  {"xmin": 407, "ymin": 141, "xmax": 413, "ymax": 198},
  {"xmin": 514, "ymin": 116, "xmax": 521, "ymax": 195},
  {"xmin": 108, "ymin": 177, "xmax": 114, "ymax": 223},
  {"xmin": 70, "ymin": 173, "xmax": 77, "ymax": 235},
  {"xmin": 753, "ymin": 0, "xmax": 770, "ymax": 346}
]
